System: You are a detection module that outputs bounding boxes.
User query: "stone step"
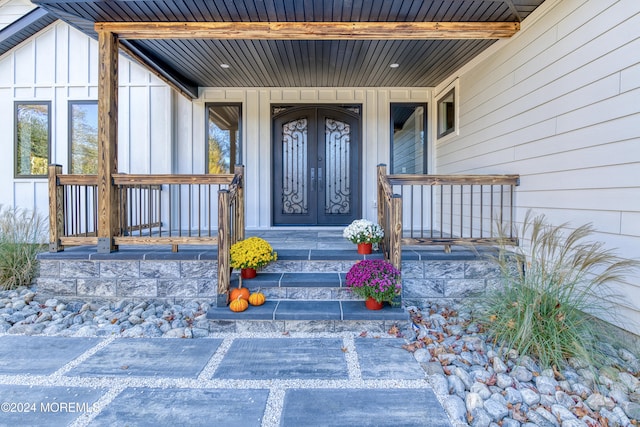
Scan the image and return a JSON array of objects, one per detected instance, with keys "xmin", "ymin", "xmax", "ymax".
[
  {"xmin": 206, "ymin": 300, "xmax": 409, "ymax": 333},
  {"xmin": 213, "ymin": 260, "xmax": 410, "ymax": 332},
  {"xmin": 231, "ymin": 272, "xmax": 356, "ymax": 301}
]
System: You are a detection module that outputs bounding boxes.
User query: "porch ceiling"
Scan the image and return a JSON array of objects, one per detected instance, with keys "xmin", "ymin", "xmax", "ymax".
[{"xmin": 32, "ymin": 0, "xmax": 546, "ymax": 97}]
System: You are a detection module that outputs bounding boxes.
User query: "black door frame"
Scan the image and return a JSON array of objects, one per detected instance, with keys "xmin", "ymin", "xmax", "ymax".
[{"xmin": 271, "ymin": 104, "xmax": 362, "ymax": 226}]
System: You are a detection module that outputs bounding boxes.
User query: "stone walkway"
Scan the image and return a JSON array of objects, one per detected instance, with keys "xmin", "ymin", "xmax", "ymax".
[{"xmin": 0, "ymin": 333, "xmax": 452, "ymax": 426}]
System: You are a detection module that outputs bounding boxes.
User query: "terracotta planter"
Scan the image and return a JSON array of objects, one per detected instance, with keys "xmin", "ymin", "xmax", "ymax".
[
  {"xmin": 365, "ymin": 297, "xmax": 384, "ymax": 310},
  {"xmin": 241, "ymin": 268, "xmax": 257, "ymax": 279},
  {"xmin": 357, "ymin": 242, "xmax": 372, "ymax": 254}
]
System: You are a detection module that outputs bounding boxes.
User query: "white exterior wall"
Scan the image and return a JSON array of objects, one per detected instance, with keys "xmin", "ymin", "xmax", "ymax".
[
  {"xmin": 0, "ymin": 21, "xmax": 172, "ymax": 217},
  {"xmin": 435, "ymin": 0, "xmax": 640, "ymax": 334},
  {"xmin": 177, "ymin": 88, "xmax": 431, "ymax": 229},
  {"xmin": 0, "ymin": 0, "xmax": 34, "ymax": 30}
]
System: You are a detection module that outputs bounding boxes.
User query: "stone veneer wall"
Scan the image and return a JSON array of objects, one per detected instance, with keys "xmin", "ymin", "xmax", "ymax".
[
  {"xmin": 35, "ymin": 256, "xmax": 512, "ymax": 304},
  {"xmin": 401, "ymin": 259, "xmax": 507, "ymax": 308},
  {"xmin": 36, "ymin": 259, "xmax": 218, "ymax": 301}
]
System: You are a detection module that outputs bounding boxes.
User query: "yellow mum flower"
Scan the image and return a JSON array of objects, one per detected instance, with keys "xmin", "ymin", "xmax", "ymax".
[{"xmin": 230, "ymin": 237, "xmax": 277, "ymax": 270}]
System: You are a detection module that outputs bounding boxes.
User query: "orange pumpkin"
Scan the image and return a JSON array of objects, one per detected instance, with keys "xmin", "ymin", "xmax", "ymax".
[
  {"xmin": 229, "ymin": 296, "xmax": 248, "ymax": 312},
  {"xmin": 249, "ymin": 291, "xmax": 266, "ymax": 306},
  {"xmin": 230, "ymin": 287, "xmax": 250, "ymax": 301}
]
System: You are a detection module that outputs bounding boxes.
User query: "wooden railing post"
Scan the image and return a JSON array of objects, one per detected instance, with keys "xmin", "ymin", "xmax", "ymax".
[
  {"xmin": 234, "ymin": 165, "xmax": 245, "ymax": 244},
  {"xmin": 390, "ymin": 194, "xmax": 402, "ymax": 271},
  {"xmin": 217, "ymin": 189, "xmax": 231, "ymax": 307},
  {"xmin": 48, "ymin": 164, "xmax": 64, "ymax": 252},
  {"xmin": 377, "ymin": 164, "xmax": 386, "ymax": 233}
]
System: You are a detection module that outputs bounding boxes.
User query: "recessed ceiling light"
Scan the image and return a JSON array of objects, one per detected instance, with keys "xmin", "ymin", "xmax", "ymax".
[
  {"xmin": 220, "ymin": 63, "xmax": 230, "ymax": 69},
  {"xmin": 390, "ymin": 63, "xmax": 400, "ymax": 68}
]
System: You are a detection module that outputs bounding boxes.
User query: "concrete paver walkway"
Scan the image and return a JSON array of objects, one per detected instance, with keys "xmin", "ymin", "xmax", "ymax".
[{"xmin": 0, "ymin": 334, "xmax": 452, "ymax": 426}]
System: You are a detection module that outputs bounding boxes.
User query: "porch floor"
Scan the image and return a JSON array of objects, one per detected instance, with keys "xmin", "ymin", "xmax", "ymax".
[{"xmin": 39, "ymin": 229, "xmax": 490, "ymax": 261}]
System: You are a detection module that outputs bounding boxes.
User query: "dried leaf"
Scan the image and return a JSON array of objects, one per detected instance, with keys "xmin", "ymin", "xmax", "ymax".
[
  {"xmin": 401, "ymin": 342, "xmax": 424, "ymax": 353},
  {"xmin": 341, "ymin": 347, "xmax": 348, "ymax": 353},
  {"xmin": 552, "ymin": 365, "xmax": 565, "ymax": 380},
  {"xmin": 512, "ymin": 404, "xmax": 528, "ymax": 423},
  {"xmin": 420, "ymin": 337, "xmax": 434, "ymax": 345},
  {"xmin": 282, "ymin": 331, "xmax": 290, "ymax": 336},
  {"xmin": 359, "ymin": 331, "xmax": 368, "ymax": 337},
  {"xmin": 110, "ymin": 318, "xmax": 118, "ymax": 324},
  {"xmin": 573, "ymin": 406, "xmax": 591, "ymax": 418},
  {"xmin": 120, "ymin": 365, "xmax": 129, "ymax": 370},
  {"xmin": 484, "ymin": 374, "xmax": 497, "ymax": 386}
]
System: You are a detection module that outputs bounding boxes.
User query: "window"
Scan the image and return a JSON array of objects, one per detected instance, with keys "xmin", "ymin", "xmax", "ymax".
[
  {"xmin": 15, "ymin": 102, "xmax": 50, "ymax": 177},
  {"xmin": 390, "ymin": 103, "xmax": 427, "ymax": 174},
  {"xmin": 437, "ymin": 88, "xmax": 455, "ymax": 138},
  {"xmin": 69, "ymin": 101, "xmax": 98, "ymax": 174},
  {"xmin": 206, "ymin": 104, "xmax": 242, "ymax": 174}
]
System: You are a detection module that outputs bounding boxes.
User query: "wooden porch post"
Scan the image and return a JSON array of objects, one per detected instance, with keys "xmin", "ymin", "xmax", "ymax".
[
  {"xmin": 48, "ymin": 164, "xmax": 64, "ymax": 252},
  {"xmin": 97, "ymin": 30, "xmax": 120, "ymax": 253}
]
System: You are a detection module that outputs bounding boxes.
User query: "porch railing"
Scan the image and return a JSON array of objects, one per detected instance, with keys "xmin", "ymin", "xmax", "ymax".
[
  {"xmin": 48, "ymin": 164, "xmax": 245, "ymax": 305},
  {"xmin": 377, "ymin": 164, "xmax": 519, "ymax": 269}
]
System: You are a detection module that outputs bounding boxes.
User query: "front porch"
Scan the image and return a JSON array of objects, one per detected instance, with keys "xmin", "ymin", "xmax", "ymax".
[{"xmin": 47, "ymin": 164, "xmax": 519, "ymax": 312}]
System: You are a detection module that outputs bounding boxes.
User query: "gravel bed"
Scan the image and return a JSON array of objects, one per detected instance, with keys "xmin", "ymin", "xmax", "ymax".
[{"xmin": 406, "ymin": 304, "xmax": 640, "ymax": 427}]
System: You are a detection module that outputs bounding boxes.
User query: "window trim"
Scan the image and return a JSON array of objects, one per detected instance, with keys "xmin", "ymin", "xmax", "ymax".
[
  {"xmin": 68, "ymin": 100, "xmax": 98, "ymax": 175},
  {"xmin": 14, "ymin": 100, "xmax": 51, "ymax": 179},
  {"xmin": 389, "ymin": 102, "xmax": 428, "ymax": 174},
  {"xmin": 204, "ymin": 102, "xmax": 243, "ymax": 174},
  {"xmin": 436, "ymin": 81, "xmax": 458, "ymax": 140}
]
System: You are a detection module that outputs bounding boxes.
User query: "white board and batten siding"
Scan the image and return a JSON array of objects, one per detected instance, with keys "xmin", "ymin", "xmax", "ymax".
[
  {"xmin": 435, "ymin": 0, "xmax": 640, "ymax": 334},
  {"xmin": 178, "ymin": 88, "xmax": 431, "ymax": 229},
  {"xmin": 0, "ymin": 21, "xmax": 173, "ymax": 218}
]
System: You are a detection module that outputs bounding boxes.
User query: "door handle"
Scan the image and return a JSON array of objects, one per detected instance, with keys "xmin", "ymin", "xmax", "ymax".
[
  {"xmin": 318, "ymin": 167, "xmax": 323, "ymax": 192},
  {"xmin": 311, "ymin": 168, "xmax": 316, "ymax": 191}
]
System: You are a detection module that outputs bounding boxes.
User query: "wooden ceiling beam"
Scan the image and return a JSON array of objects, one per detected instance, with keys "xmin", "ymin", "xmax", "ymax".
[{"xmin": 95, "ymin": 21, "xmax": 519, "ymax": 40}]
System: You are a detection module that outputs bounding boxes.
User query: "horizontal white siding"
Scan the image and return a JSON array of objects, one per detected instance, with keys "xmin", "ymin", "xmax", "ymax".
[
  {"xmin": 435, "ymin": 0, "xmax": 640, "ymax": 334},
  {"xmin": 0, "ymin": 21, "xmax": 172, "ymax": 217}
]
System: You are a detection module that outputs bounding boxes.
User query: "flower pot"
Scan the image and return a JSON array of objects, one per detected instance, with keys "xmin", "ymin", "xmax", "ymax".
[
  {"xmin": 365, "ymin": 297, "xmax": 384, "ymax": 310},
  {"xmin": 357, "ymin": 242, "xmax": 372, "ymax": 254},
  {"xmin": 241, "ymin": 268, "xmax": 257, "ymax": 279}
]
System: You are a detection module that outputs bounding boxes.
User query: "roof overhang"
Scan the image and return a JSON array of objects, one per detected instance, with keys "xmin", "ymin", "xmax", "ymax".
[
  {"xmin": 30, "ymin": 0, "xmax": 546, "ymax": 99},
  {"xmin": 0, "ymin": 8, "xmax": 57, "ymax": 56}
]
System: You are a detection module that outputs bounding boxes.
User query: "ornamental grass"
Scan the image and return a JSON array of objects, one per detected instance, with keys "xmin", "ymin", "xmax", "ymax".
[
  {"xmin": 0, "ymin": 205, "xmax": 46, "ymax": 290},
  {"xmin": 473, "ymin": 210, "xmax": 638, "ymax": 369},
  {"xmin": 230, "ymin": 237, "xmax": 277, "ymax": 270}
]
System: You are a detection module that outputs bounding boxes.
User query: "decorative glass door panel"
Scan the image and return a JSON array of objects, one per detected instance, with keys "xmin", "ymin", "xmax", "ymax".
[
  {"xmin": 273, "ymin": 106, "xmax": 360, "ymax": 226},
  {"xmin": 281, "ymin": 118, "xmax": 308, "ymax": 214},
  {"xmin": 324, "ymin": 118, "xmax": 351, "ymax": 214}
]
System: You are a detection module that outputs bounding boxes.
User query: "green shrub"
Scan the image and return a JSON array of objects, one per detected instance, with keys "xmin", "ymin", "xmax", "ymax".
[
  {"xmin": 0, "ymin": 205, "xmax": 46, "ymax": 290},
  {"xmin": 474, "ymin": 211, "xmax": 638, "ymax": 369}
]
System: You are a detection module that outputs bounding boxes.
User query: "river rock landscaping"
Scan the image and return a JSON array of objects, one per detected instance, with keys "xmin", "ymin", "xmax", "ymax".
[
  {"xmin": 407, "ymin": 304, "xmax": 640, "ymax": 427},
  {"xmin": 1, "ymin": 286, "xmax": 639, "ymax": 427}
]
